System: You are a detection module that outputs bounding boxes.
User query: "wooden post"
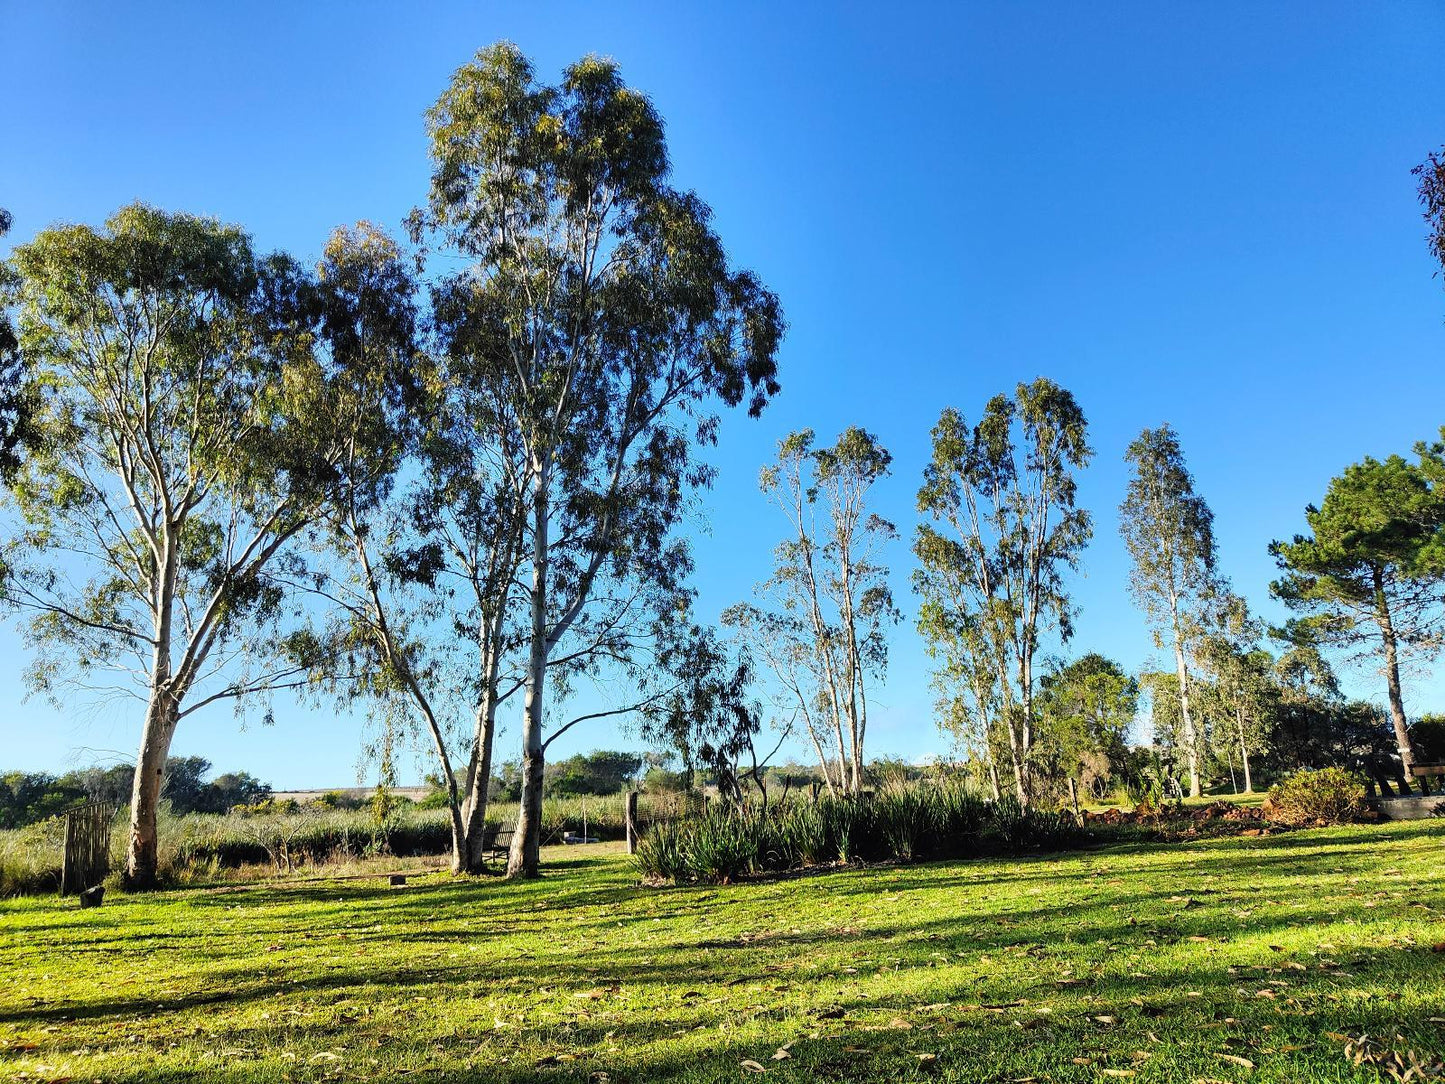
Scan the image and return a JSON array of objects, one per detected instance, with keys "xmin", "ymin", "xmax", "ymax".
[
  {"xmin": 810, "ymin": 781, "xmax": 821, "ymax": 804},
  {"xmin": 1068, "ymin": 777, "xmax": 1082, "ymax": 824},
  {"xmin": 625, "ymin": 790, "xmax": 639, "ymax": 855}
]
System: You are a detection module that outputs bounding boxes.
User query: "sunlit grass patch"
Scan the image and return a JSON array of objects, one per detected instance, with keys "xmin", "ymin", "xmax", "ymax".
[{"xmin": 2, "ymin": 823, "xmax": 1443, "ymax": 1082}]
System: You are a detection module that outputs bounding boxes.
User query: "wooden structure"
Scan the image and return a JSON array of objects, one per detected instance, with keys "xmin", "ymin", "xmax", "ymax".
[
  {"xmin": 483, "ymin": 823, "xmax": 515, "ymax": 866},
  {"xmin": 60, "ymin": 801, "xmax": 117, "ymax": 896}
]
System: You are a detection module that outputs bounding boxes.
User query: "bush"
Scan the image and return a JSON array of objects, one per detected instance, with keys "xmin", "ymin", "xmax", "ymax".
[
  {"xmin": 0, "ymin": 817, "xmax": 69, "ymax": 895},
  {"xmin": 635, "ymin": 781, "xmax": 1086, "ymax": 885},
  {"xmin": 1266, "ymin": 767, "xmax": 1368, "ymax": 826}
]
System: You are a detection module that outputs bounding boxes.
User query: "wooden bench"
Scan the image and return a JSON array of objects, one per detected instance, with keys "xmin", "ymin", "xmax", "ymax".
[{"xmin": 1410, "ymin": 765, "xmax": 1445, "ymax": 778}]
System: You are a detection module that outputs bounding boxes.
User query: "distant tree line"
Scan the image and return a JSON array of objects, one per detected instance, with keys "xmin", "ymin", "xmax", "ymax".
[{"xmin": 0, "ymin": 757, "xmax": 269, "ymax": 829}]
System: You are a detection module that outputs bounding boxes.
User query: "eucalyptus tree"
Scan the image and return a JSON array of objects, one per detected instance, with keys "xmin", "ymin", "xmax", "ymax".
[
  {"xmin": 417, "ymin": 45, "xmax": 783, "ymax": 876},
  {"xmin": 1193, "ymin": 594, "xmax": 1274, "ymax": 793},
  {"xmin": 297, "ymin": 239, "xmax": 541, "ymax": 874},
  {"xmin": 726, "ymin": 427, "xmax": 897, "ymax": 795},
  {"xmin": 915, "ymin": 379, "xmax": 1093, "ymax": 806},
  {"xmin": 1119, "ymin": 424, "xmax": 1218, "ymax": 798},
  {"xmin": 0, "ymin": 206, "xmax": 32, "ymax": 479},
  {"xmin": 0, "ymin": 205, "xmax": 408, "ymax": 886},
  {"xmin": 1271, "ymin": 448, "xmax": 1445, "ymax": 791},
  {"xmin": 919, "ymin": 606, "xmax": 1005, "ymax": 799},
  {"xmin": 1415, "ymin": 146, "xmax": 1445, "ymax": 281},
  {"xmin": 635, "ymin": 626, "xmax": 785, "ymax": 809}
]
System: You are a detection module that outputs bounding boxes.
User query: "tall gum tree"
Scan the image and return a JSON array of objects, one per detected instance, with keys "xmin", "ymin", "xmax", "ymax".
[
  {"xmin": 1271, "ymin": 448, "xmax": 1445, "ymax": 792},
  {"xmin": 416, "ymin": 45, "xmax": 783, "ymax": 877},
  {"xmin": 290, "ymin": 225, "xmax": 530, "ymax": 875},
  {"xmin": 725, "ymin": 427, "xmax": 897, "ymax": 794},
  {"xmin": 1119, "ymin": 424, "xmax": 1218, "ymax": 799},
  {"xmin": 914, "ymin": 379, "xmax": 1093, "ymax": 806},
  {"xmin": 0, "ymin": 205, "xmax": 411, "ymax": 886},
  {"xmin": 1193, "ymin": 594, "xmax": 1274, "ymax": 794}
]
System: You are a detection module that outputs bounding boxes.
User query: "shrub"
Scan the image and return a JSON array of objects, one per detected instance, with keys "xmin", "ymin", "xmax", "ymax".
[
  {"xmin": 1266, "ymin": 767, "xmax": 1368, "ymax": 826},
  {"xmin": 772, "ymin": 801, "xmax": 827, "ymax": 867},
  {"xmin": 635, "ymin": 820, "xmax": 688, "ymax": 882},
  {"xmin": 685, "ymin": 806, "xmax": 761, "ymax": 883},
  {"xmin": 636, "ymin": 781, "xmax": 1089, "ymax": 885},
  {"xmin": 871, "ymin": 785, "xmax": 931, "ymax": 861}
]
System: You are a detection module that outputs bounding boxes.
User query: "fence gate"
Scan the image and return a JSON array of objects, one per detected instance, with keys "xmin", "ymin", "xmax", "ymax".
[{"xmin": 60, "ymin": 802, "xmax": 118, "ymax": 895}]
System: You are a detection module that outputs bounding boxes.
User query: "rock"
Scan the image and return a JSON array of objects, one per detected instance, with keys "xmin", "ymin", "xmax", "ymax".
[
  {"xmin": 79, "ymin": 885, "xmax": 105, "ymax": 908},
  {"xmin": 389, "ymin": 874, "xmax": 407, "ymax": 887}
]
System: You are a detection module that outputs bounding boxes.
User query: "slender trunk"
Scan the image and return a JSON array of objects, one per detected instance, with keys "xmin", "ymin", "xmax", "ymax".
[
  {"xmin": 1374, "ymin": 568, "xmax": 1419, "ymax": 796},
  {"xmin": 1235, "ymin": 705, "xmax": 1253, "ymax": 794},
  {"xmin": 800, "ymin": 711, "xmax": 838, "ymax": 795},
  {"xmin": 1004, "ymin": 709, "xmax": 1027, "ymax": 805},
  {"xmin": 986, "ymin": 750, "xmax": 1002, "ymax": 802},
  {"xmin": 458, "ymin": 698, "xmax": 498, "ymax": 873},
  {"xmin": 126, "ymin": 689, "xmax": 179, "ymax": 888},
  {"xmin": 1016, "ymin": 655, "xmax": 1034, "ymax": 807},
  {"xmin": 509, "ymin": 465, "xmax": 549, "ymax": 878},
  {"xmin": 1225, "ymin": 743, "xmax": 1238, "ymax": 794},
  {"xmin": 1168, "ymin": 593, "xmax": 1202, "ymax": 798},
  {"xmin": 127, "ymin": 536, "xmax": 180, "ymax": 890}
]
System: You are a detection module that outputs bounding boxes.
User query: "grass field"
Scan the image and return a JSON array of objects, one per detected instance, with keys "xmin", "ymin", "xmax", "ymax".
[{"xmin": 3, "ymin": 821, "xmax": 1443, "ymax": 1083}]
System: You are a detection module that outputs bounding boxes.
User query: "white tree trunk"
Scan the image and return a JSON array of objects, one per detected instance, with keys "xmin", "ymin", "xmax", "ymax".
[{"xmin": 509, "ymin": 466, "xmax": 550, "ymax": 878}]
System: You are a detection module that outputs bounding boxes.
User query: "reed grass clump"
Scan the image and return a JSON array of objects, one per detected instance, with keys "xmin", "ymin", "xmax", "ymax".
[{"xmin": 635, "ymin": 780, "xmax": 1086, "ymax": 884}]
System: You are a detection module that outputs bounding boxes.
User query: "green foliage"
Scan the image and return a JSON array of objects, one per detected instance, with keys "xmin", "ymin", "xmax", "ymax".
[
  {"xmin": 311, "ymin": 791, "xmax": 359, "ymax": 810},
  {"xmin": 725, "ymin": 426, "xmax": 897, "ymax": 795},
  {"xmin": 1033, "ymin": 653, "xmax": 1138, "ymax": 799},
  {"xmin": 635, "ymin": 781, "xmax": 1081, "ymax": 885},
  {"xmin": 3, "ymin": 203, "xmax": 419, "ymax": 885},
  {"xmin": 913, "ymin": 380, "xmax": 1093, "ymax": 806},
  {"xmin": 641, "ymin": 764, "xmax": 691, "ymax": 793},
  {"xmin": 544, "ymin": 750, "xmax": 644, "ymax": 797},
  {"xmin": 0, "ymin": 771, "xmax": 87, "ymax": 829},
  {"xmin": 1271, "ymin": 450, "xmax": 1445, "ymax": 643},
  {"xmin": 419, "ymin": 43, "xmax": 785, "ymax": 875},
  {"xmin": 1412, "ymin": 714, "xmax": 1445, "ymax": 763},
  {"xmin": 1414, "ymin": 146, "xmax": 1445, "ymax": 281},
  {"xmin": 1270, "ymin": 444, "xmax": 1445, "ymax": 783},
  {"xmin": 1266, "ymin": 767, "xmax": 1368, "ymax": 826},
  {"xmin": 0, "ymin": 758, "xmax": 269, "ymax": 828}
]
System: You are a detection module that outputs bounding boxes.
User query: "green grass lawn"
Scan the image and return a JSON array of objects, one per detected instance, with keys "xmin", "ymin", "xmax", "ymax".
[{"xmin": 3, "ymin": 822, "xmax": 1443, "ymax": 1083}]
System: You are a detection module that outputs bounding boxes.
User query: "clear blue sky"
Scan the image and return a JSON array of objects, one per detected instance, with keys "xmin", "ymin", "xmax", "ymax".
[{"xmin": 2, "ymin": 2, "xmax": 1443, "ymax": 788}]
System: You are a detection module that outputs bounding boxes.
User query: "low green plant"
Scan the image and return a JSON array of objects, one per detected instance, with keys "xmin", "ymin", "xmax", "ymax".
[
  {"xmin": 635, "ymin": 781, "xmax": 1089, "ymax": 885},
  {"xmin": 1267, "ymin": 767, "xmax": 1368, "ymax": 826}
]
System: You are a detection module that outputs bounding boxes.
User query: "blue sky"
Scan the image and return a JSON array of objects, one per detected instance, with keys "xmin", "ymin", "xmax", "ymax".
[{"xmin": 2, "ymin": 2, "xmax": 1443, "ymax": 788}]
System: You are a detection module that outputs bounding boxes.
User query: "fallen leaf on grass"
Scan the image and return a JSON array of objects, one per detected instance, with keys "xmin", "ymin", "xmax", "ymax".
[
  {"xmin": 1101, "ymin": 1070, "xmax": 1136, "ymax": 1078},
  {"xmin": 1216, "ymin": 1053, "xmax": 1255, "ymax": 1068},
  {"xmin": 740, "ymin": 1059, "xmax": 768, "ymax": 1073}
]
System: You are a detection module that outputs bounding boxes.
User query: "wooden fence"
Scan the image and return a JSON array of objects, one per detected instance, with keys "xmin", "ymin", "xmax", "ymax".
[{"xmin": 60, "ymin": 801, "xmax": 118, "ymax": 896}]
